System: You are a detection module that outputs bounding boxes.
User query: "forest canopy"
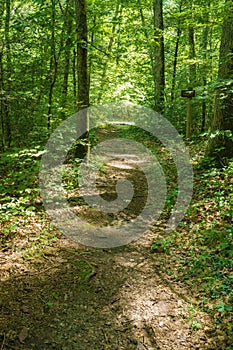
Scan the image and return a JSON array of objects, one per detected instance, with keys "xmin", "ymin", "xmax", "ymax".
[{"xmin": 0, "ymin": 0, "xmax": 232, "ymax": 162}]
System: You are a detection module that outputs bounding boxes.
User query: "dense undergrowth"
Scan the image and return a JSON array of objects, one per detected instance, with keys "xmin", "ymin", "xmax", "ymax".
[
  {"xmin": 152, "ymin": 142, "xmax": 233, "ymax": 344},
  {"xmin": 0, "ymin": 128, "xmax": 232, "ymax": 345}
]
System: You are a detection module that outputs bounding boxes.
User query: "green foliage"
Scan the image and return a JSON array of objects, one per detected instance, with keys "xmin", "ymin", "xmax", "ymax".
[
  {"xmin": 151, "ymin": 146, "xmax": 233, "ymax": 336},
  {"xmin": 70, "ymin": 260, "xmax": 93, "ymax": 282},
  {"xmin": 0, "ymin": 147, "xmax": 43, "ymax": 221},
  {"xmin": 152, "ymin": 235, "xmax": 175, "ymax": 254},
  {"xmin": 191, "ymin": 320, "xmax": 203, "ymax": 330},
  {"xmin": 0, "ymin": 0, "xmax": 228, "ymax": 148}
]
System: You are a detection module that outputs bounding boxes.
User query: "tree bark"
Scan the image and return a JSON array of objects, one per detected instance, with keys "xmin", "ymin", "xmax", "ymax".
[
  {"xmin": 62, "ymin": 1, "xmax": 73, "ymax": 104},
  {"xmin": 188, "ymin": 25, "xmax": 196, "ymax": 88},
  {"xmin": 153, "ymin": 0, "xmax": 165, "ymax": 113},
  {"xmin": 47, "ymin": 0, "xmax": 57, "ymax": 129},
  {"xmin": 3, "ymin": 0, "xmax": 11, "ymax": 147},
  {"xmin": 72, "ymin": 48, "xmax": 77, "ymax": 100},
  {"xmin": 201, "ymin": 0, "xmax": 211, "ymax": 132},
  {"xmin": 0, "ymin": 50, "xmax": 5, "ymax": 151},
  {"xmin": 75, "ymin": 0, "xmax": 89, "ymax": 159},
  {"xmin": 206, "ymin": 2, "xmax": 233, "ymax": 164},
  {"xmin": 88, "ymin": 14, "xmax": 96, "ymax": 90},
  {"xmin": 171, "ymin": 0, "xmax": 183, "ymax": 102},
  {"xmin": 0, "ymin": 0, "xmax": 5, "ymax": 150},
  {"xmin": 76, "ymin": 0, "xmax": 89, "ymax": 111}
]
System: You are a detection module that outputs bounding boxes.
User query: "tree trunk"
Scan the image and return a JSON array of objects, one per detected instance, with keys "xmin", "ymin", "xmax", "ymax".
[
  {"xmin": 153, "ymin": 0, "xmax": 165, "ymax": 113},
  {"xmin": 187, "ymin": 0, "xmax": 196, "ymax": 88},
  {"xmin": 47, "ymin": 0, "xmax": 57, "ymax": 129},
  {"xmin": 201, "ymin": 1, "xmax": 210, "ymax": 132},
  {"xmin": 206, "ymin": 2, "xmax": 233, "ymax": 164},
  {"xmin": 188, "ymin": 25, "xmax": 196, "ymax": 88},
  {"xmin": 62, "ymin": 4, "xmax": 73, "ymax": 105},
  {"xmin": 97, "ymin": 1, "xmax": 121, "ymax": 103},
  {"xmin": 139, "ymin": 1, "xmax": 154, "ymax": 81},
  {"xmin": 88, "ymin": 14, "xmax": 96, "ymax": 91},
  {"xmin": 3, "ymin": 0, "xmax": 11, "ymax": 147},
  {"xmin": 0, "ymin": 1, "xmax": 5, "ymax": 150},
  {"xmin": 75, "ymin": 0, "xmax": 89, "ymax": 159},
  {"xmin": 0, "ymin": 50, "xmax": 5, "ymax": 151},
  {"xmin": 171, "ymin": 0, "xmax": 183, "ymax": 102},
  {"xmin": 72, "ymin": 48, "xmax": 77, "ymax": 101},
  {"xmin": 76, "ymin": 0, "xmax": 89, "ymax": 111}
]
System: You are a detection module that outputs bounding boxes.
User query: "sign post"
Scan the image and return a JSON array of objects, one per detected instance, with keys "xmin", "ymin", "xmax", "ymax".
[{"xmin": 181, "ymin": 89, "xmax": 196, "ymax": 140}]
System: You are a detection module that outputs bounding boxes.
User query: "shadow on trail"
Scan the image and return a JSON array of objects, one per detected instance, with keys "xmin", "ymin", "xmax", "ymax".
[
  {"xmin": 0, "ymin": 240, "xmax": 219, "ymax": 350},
  {"xmin": 1, "ymin": 243, "xmax": 158, "ymax": 349}
]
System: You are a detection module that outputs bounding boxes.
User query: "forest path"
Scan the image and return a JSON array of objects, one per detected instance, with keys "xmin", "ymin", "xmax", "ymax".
[
  {"xmin": 0, "ymin": 127, "xmax": 217, "ymax": 349},
  {"xmin": 0, "ymin": 236, "xmax": 215, "ymax": 350}
]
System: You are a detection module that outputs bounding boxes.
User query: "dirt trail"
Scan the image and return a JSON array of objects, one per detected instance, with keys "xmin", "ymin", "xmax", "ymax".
[
  {"xmin": 1, "ymin": 235, "xmax": 217, "ymax": 349},
  {"xmin": 0, "ymin": 127, "xmax": 219, "ymax": 349}
]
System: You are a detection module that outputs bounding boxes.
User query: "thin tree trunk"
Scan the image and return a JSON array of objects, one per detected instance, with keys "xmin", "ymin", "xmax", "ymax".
[
  {"xmin": 62, "ymin": 0, "xmax": 73, "ymax": 105},
  {"xmin": 48, "ymin": 0, "xmax": 70, "ymax": 126},
  {"xmin": 185, "ymin": 1, "xmax": 196, "ymax": 138},
  {"xmin": 139, "ymin": 1, "xmax": 154, "ymax": 78},
  {"xmin": 0, "ymin": 50, "xmax": 5, "ymax": 151},
  {"xmin": 47, "ymin": 0, "xmax": 57, "ymax": 129},
  {"xmin": 4, "ymin": 0, "xmax": 11, "ymax": 147},
  {"xmin": 97, "ymin": 2, "xmax": 121, "ymax": 103},
  {"xmin": 153, "ymin": 0, "xmax": 165, "ymax": 113},
  {"xmin": 72, "ymin": 48, "xmax": 77, "ymax": 101},
  {"xmin": 201, "ymin": 0, "xmax": 211, "ymax": 132},
  {"xmin": 75, "ymin": 0, "xmax": 89, "ymax": 159},
  {"xmin": 206, "ymin": 1, "xmax": 233, "ymax": 163},
  {"xmin": 62, "ymin": 20, "xmax": 72, "ymax": 97},
  {"xmin": 0, "ymin": 1, "xmax": 5, "ymax": 150},
  {"xmin": 201, "ymin": 32, "xmax": 208, "ymax": 132},
  {"xmin": 88, "ymin": 15, "xmax": 96, "ymax": 92},
  {"xmin": 171, "ymin": 1, "xmax": 183, "ymax": 102},
  {"xmin": 76, "ymin": 0, "xmax": 89, "ymax": 111},
  {"xmin": 188, "ymin": 4, "xmax": 196, "ymax": 89}
]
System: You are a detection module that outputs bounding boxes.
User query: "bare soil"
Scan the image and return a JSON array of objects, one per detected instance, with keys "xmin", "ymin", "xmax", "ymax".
[{"xmin": 1, "ymin": 233, "xmax": 223, "ymax": 350}]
